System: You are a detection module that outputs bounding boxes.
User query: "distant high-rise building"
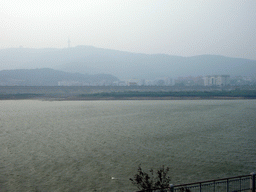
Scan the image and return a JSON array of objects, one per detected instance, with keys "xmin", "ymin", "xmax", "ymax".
[{"xmin": 203, "ymin": 75, "xmax": 230, "ymax": 86}]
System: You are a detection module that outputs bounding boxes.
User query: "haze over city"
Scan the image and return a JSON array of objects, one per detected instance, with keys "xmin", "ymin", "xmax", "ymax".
[{"xmin": 1, "ymin": 0, "xmax": 256, "ymax": 62}]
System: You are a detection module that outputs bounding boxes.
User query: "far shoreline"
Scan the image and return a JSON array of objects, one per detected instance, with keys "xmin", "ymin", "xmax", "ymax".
[
  {"xmin": 1, "ymin": 96, "xmax": 255, "ymax": 101},
  {"xmin": 57, "ymin": 96, "xmax": 255, "ymax": 101}
]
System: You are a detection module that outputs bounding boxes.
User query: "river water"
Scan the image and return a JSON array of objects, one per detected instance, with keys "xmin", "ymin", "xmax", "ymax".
[{"xmin": 1, "ymin": 100, "xmax": 256, "ymax": 191}]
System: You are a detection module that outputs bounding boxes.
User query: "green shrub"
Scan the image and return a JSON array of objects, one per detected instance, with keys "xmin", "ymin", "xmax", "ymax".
[{"xmin": 130, "ymin": 165, "xmax": 171, "ymax": 191}]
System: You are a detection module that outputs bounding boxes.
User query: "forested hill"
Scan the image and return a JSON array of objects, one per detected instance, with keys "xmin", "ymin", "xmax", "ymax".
[
  {"xmin": 0, "ymin": 68, "xmax": 119, "ymax": 86},
  {"xmin": 0, "ymin": 46, "xmax": 256, "ymax": 79}
]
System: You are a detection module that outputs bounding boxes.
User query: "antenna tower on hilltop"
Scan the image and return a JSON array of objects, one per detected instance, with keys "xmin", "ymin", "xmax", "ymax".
[{"xmin": 68, "ymin": 38, "xmax": 71, "ymax": 48}]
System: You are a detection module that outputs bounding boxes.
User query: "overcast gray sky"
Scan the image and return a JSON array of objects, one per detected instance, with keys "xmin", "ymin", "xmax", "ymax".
[{"xmin": 1, "ymin": 0, "xmax": 256, "ymax": 60}]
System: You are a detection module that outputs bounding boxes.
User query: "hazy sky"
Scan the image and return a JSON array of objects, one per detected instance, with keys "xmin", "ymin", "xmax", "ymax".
[{"xmin": 1, "ymin": 0, "xmax": 256, "ymax": 60}]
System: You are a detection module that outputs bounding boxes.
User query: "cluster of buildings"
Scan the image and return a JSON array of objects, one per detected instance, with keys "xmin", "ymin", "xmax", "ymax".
[
  {"xmin": 203, "ymin": 75, "xmax": 230, "ymax": 86},
  {"xmin": 118, "ymin": 75, "xmax": 230, "ymax": 87},
  {"xmin": 121, "ymin": 77, "xmax": 172, "ymax": 86},
  {"xmin": 174, "ymin": 76, "xmax": 204, "ymax": 86},
  {"xmin": 58, "ymin": 77, "xmax": 173, "ymax": 86},
  {"xmin": 57, "ymin": 75, "xmax": 256, "ymax": 87},
  {"xmin": 229, "ymin": 76, "xmax": 256, "ymax": 86}
]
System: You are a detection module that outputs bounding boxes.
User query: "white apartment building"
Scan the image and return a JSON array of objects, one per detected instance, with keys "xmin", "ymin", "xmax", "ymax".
[{"xmin": 203, "ymin": 75, "xmax": 230, "ymax": 86}]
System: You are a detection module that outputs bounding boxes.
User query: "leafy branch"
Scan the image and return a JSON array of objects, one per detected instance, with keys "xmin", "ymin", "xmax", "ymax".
[{"xmin": 130, "ymin": 165, "xmax": 171, "ymax": 191}]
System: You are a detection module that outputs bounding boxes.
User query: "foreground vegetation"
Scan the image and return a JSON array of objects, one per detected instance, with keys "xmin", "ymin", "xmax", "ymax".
[
  {"xmin": 130, "ymin": 165, "xmax": 191, "ymax": 192},
  {"xmin": 130, "ymin": 165, "xmax": 171, "ymax": 192}
]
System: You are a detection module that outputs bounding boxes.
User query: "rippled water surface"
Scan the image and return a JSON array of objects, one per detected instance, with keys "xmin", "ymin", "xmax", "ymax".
[{"xmin": 1, "ymin": 100, "xmax": 256, "ymax": 191}]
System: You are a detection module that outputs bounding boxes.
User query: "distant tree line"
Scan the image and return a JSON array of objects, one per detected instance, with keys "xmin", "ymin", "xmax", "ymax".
[
  {"xmin": 1, "ymin": 90, "xmax": 255, "ymax": 100},
  {"xmin": 80, "ymin": 90, "xmax": 256, "ymax": 98},
  {"xmin": 0, "ymin": 93, "xmax": 43, "ymax": 100}
]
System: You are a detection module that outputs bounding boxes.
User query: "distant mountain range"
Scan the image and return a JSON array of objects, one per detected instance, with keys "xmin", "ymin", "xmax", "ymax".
[
  {"xmin": 0, "ymin": 68, "xmax": 118, "ymax": 86},
  {"xmin": 0, "ymin": 46, "xmax": 255, "ymax": 80}
]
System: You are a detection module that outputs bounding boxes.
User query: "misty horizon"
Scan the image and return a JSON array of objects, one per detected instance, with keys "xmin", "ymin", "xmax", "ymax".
[
  {"xmin": 1, "ymin": 45, "xmax": 256, "ymax": 82},
  {"xmin": 1, "ymin": 45, "xmax": 256, "ymax": 62},
  {"xmin": 1, "ymin": 1, "xmax": 256, "ymax": 61}
]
